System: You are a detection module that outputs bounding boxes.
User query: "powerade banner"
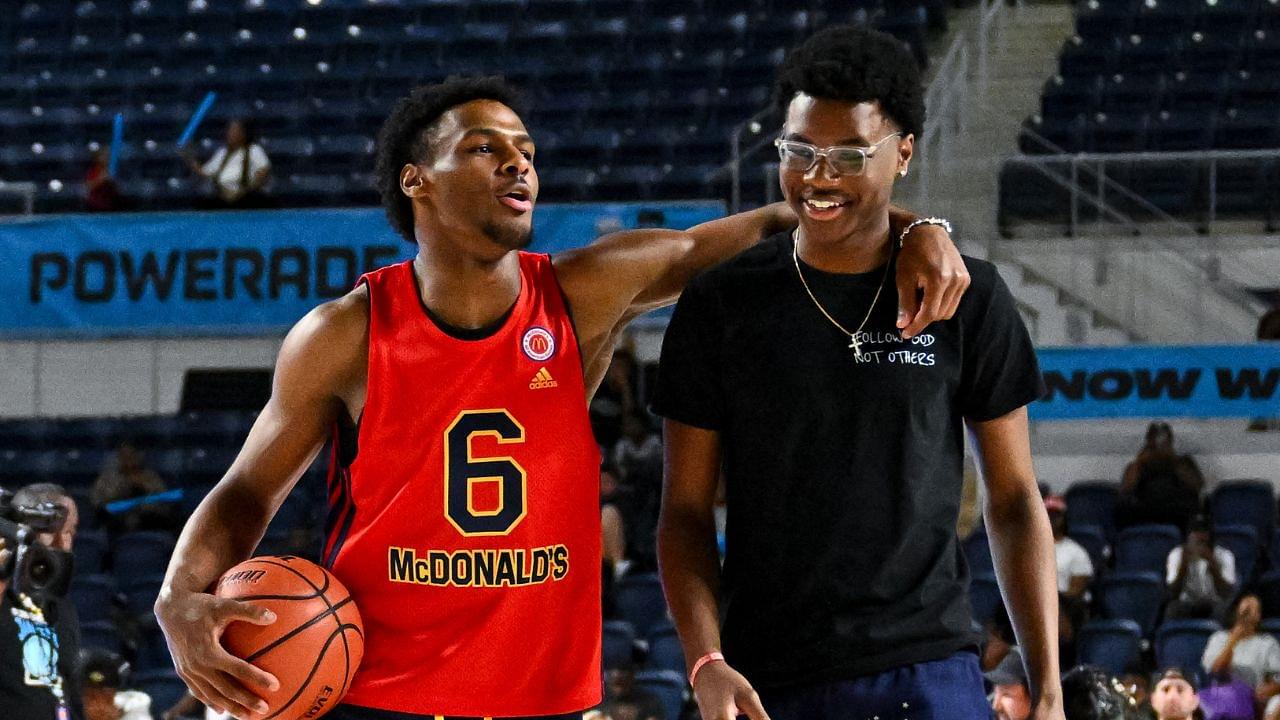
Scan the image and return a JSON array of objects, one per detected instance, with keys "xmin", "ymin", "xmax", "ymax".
[
  {"xmin": 1032, "ymin": 344, "xmax": 1280, "ymax": 419},
  {"xmin": 0, "ymin": 203, "xmax": 722, "ymax": 337}
]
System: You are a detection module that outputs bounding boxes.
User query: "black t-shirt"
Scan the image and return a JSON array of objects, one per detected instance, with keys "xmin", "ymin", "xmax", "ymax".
[
  {"xmin": 0, "ymin": 591, "xmax": 84, "ymax": 720},
  {"xmin": 651, "ymin": 232, "xmax": 1044, "ymax": 689}
]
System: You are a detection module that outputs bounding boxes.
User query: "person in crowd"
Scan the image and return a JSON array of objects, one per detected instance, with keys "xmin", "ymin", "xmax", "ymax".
[
  {"xmin": 983, "ymin": 606, "xmax": 1017, "ymax": 673},
  {"xmin": 1202, "ymin": 594, "xmax": 1280, "ymax": 715},
  {"xmin": 1149, "ymin": 668, "xmax": 1202, "ymax": 720},
  {"xmin": 80, "ymin": 648, "xmax": 153, "ymax": 720},
  {"xmin": 1, "ymin": 483, "xmax": 83, "ymax": 720},
  {"xmin": 614, "ymin": 414, "xmax": 662, "ymax": 484},
  {"xmin": 1119, "ymin": 667, "xmax": 1156, "ymax": 720},
  {"xmin": 603, "ymin": 658, "xmax": 666, "ymax": 720},
  {"xmin": 591, "ymin": 347, "xmax": 641, "ymax": 449},
  {"xmin": 1060, "ymin": 665, "xmax": 1135, "ymax": 720},
  {"xmin": 90, "ymin": 442, "xmax": 171, "ymax": 534},
  {"xmin": 184, "ymin": 118, "xmax": 272, "ymax": 210},
  {"xmin": 1165, "ymin": 515, "xmax": 1236, "ymax": 622},
  {"xmin": 1049, "ymin": 495, "xmax": 1094, "ymax": 602},
  {"xmin": 988, "ymin": 646, "xmax": 1032, "ymax": 720},
  {"xmin": 83, "ymin": 149, "xmax": 123, "ymax": 212},
  {"xmin": 1116, "ymin": 422, "xmax": 1204, "ymax": 533}
]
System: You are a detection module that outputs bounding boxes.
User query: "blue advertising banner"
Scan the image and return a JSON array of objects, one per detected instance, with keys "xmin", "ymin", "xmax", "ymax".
[
  {"xmin": 0, "ymin": 203, "xmax": 722, "ymax": 337},
  {"xmin": 1032, "ymin": 344, "xmax": 1280, "ymax": 419}
]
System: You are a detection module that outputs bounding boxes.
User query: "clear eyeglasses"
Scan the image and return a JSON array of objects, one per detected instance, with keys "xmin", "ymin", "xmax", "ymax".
[{"xmin": 774, "ymin": 132, "xmax": 902, "ymax": 176}]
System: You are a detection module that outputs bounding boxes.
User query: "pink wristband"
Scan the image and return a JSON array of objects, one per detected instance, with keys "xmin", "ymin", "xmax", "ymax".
[{"xmin": 689, "ymin": 651, "xmax": 725, "ymax": 686}]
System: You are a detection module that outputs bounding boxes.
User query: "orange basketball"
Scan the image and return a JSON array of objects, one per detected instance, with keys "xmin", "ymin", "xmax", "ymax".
[{"xmin": 215, "ymin": 556, "xmax": 364, "ymax": 720}]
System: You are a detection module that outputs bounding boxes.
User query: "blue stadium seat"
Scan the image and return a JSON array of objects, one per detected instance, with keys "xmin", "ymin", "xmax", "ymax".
[
  {"xmin": 1076, "ymin": 3, "xmax": 1134, "ymax": 42},
  {"xmin": 603, "ymin": 620, "xmax": 636, "ymax": 670},
  {"xmin": 1060, "ymin": 36, "xmax": 1120, "ymax": 78},
  {"xmin": 73, "ymin": 529, "xmax": 109, "ymax": 576},
  {"xmin": 1068, "ymin": 526, "xmax": 1110, "ymax": 575},
  {"xmin": 1210, "ymin": 480, "xmax": 1276, "ymax": 542},
  {"xmin": 616, "ymin": 573, "xmax": 668, "ymax": 637},
  {"xmin": 1100, "ymin": 572, "xmax": 1165, "ymax": 636},
  {"xmin": 134, "ymin": 625, "xmax": 175, "ymax": 672},
  {"xmin": 1156, "ymin": 619, "xmax": 1220, "ymax": 680},
  {"xmin": 1041, "ymin": 75, "xmax": 1098, "ymax": 123},
  {"xmin": 112, "ymin": 532, "xmax": 175, "ymax": 584},
  {"xmin": 1150, "ymin": 108, "xmax": 1216, "ymax": 150},
  {"xmin": 969, "ymin": 573, "xmax": 1003, "ymax": 626},
  {"xmin": 134, "ymin": 670, "xmax": 187, "ymax": 713},
  {"xmin": 647, "ymin": 624, "xmax": 685, "ymax": 676},
  {"xmin": 998, "ymin": 156, "xmax": 1074, "ymax": 230},
  {"xmin": 963, "ymin": 529, "xmax": 994, "ymax": 576},
  {"xmin": 1077, "ymin": 619, "xmax": 1143, "ymax": 676},
  {"xmin": 1197, "ymin": 0, "xmax": 1255, "ymax": 36},
  {"xmin": 634, "ymin": 670, "xmax": 685, "ymax": 720},
  {"xmin": 1263, "ymin": 618, "xmax": 1280, "ymax": 646},
  {"xmin": 70, "ymin": 574, "xmax": 118, "ymax": 625},
  {"xmin": 121, "ymin": 574, "xmax": 165, "ymax": 619},
  {"xmin": 1120, "ymin": 34, "xmax": 1184, "ymax": 75},
  {"xmin": 1114, "ymin": 524, "xmax": 1182, "ymax": 575},
  {"xmin": 1066, "ymin": 482, "xmax": 1120, "ymax": 539},
  {"xmin": 1087, "ymin": 111, "xmax": 1150, "ymax": 152},
  {"xmin": 1259, "ymin": 571, "xmax": 1280, "ymax": 618},
  {"xmin": 1132, "ymin": 2, "xmax": 1193, "ymax": 38},
  {"xmin": 1213, "ymin": 524, "xmax": 1258, "ymax": 587},
  {"xmin": 79, "ymin": 620, "xmax": 125, "ymax": 655}
]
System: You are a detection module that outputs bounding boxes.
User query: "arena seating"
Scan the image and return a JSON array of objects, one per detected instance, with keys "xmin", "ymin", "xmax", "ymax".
[
  {"xmin": 2, "ymin": 406, "xmax": 1279, "ymax": 716},
  {"xmin": 1000, "ymin": 0, "xmax": 1280, "ymax": 228},
  {"xmin": 0, "ymin": 0, "xmax": 949, "ymax": 213}
]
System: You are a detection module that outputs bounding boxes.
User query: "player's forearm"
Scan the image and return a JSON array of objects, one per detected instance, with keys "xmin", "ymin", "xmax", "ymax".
[
  {"xmin": 986, "ymin": 483, "xmax": 1063, "ymax": 707},
  {"xmin": 657, "ymin": 504, "xmax": 725, "ymax": 668},
  {"xmin": 160, "ymin": 479, "xmax": 274, "ymax": 597}
]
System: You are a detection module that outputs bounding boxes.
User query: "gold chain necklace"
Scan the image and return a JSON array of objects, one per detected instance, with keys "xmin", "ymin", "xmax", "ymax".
[{"xmin": 791, "ymin": 230, "xmax": 893, "ymax": 360}]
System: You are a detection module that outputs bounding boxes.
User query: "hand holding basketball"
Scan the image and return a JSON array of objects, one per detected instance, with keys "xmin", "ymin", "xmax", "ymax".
[
  {"xmin": 154, "ymin": 585, "xmax": 281, "ymax": 719},
  {"xmin": 215, "ymin": 556, "xmax": 364, "ymax": 720}
]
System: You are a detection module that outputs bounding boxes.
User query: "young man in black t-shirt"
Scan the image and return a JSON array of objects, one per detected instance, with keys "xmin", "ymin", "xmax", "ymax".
[{"xmin": 653, "ymin": 26, "xmax": 1064, "ymax": 720}]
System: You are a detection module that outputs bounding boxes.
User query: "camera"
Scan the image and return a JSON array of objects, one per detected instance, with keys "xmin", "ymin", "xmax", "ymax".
[{"xmin": 0, "ymin": 489, "xmax": 74, "ymax": 606}]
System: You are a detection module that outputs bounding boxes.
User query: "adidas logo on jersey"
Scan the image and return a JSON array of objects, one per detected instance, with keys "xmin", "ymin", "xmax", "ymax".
[{"xmin": 529, "ymin": 367, "xmax": 559, "ymax": 390}]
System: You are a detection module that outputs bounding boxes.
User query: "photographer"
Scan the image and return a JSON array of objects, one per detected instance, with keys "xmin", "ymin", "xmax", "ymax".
[{"xmin": 0, "ymin": 483, "xmax": 85, "ymax": 720}]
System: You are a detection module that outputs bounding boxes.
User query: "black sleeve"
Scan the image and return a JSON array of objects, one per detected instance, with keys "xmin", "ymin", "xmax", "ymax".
[
  {"xmin": 649, "ymin": 278, "xmax": 726, "ymax": 431},
  {"xmin": 57, "ymin": 601, "xmax": 85, "ymax": 720},
  {"xmin": 957, "ymin": 268, "xmax": 1046, "ymax": 421}
]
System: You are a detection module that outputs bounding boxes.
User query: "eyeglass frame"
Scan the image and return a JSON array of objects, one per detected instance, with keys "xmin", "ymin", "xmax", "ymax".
[{"xmin": 773, "ymin": 132, "xmax": 904, "ymax": 176}]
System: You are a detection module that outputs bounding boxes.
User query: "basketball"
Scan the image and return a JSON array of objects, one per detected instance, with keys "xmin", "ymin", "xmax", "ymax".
[{"xmin": 214, "ymin": 556, "xmax": 364, "ymax": 720}]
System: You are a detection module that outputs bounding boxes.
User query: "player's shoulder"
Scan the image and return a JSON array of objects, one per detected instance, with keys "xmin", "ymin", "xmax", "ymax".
[
  {"xmin": 281, "ymin": 285, "xmax": 369, "ymax": 363},
  {"xmin": 958, "ymin": 255, "xmax": 1006, "ymax": 304}
]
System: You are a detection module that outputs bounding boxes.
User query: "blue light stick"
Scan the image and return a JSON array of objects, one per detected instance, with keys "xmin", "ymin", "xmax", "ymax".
[
  {"xmin": 109, "ymin": 112, "xmax": 124, "ymax": 176},
  {"xmin": 177, "ymin": 91, "xmax": 218, "ymax": 149}
]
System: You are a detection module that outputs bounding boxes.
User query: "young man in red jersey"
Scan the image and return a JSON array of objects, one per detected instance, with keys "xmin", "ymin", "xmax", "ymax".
[{"xmin": 154, "ymin": 76, "xmax": 970, "ymax": 720}]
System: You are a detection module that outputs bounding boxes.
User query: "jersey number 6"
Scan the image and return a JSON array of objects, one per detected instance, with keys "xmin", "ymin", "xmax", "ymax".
[{"xmin": 444, "ymin": 410, "xmax": 528, "ymax": 536}]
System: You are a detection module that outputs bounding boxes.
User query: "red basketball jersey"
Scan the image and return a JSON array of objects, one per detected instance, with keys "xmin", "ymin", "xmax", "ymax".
[{"xmin": 324, "ymin": 253, "xmax": 602, "ymax": 717}]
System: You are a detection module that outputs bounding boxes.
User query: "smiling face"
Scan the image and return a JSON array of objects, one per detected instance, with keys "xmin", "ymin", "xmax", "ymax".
[
  {"xmin": 779, "ymin": 93, "xmax": 912, "ymax": 248},
  {"xmin": 404, "ymin": 99, "xmax": 538, "ymax": 256}
]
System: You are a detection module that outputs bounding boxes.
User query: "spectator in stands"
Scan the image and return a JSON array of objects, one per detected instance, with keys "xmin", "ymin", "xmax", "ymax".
[
  {"xmin": 1049, "ymin": 495, "xmax": 1094, "ymax": 602},
  {"xmin": 982, "ymin": 606, "xmax": 1017, "ymax": 673},
  {"xmin": 613, "ymin": 415, "xmax": 662, "ymax": 484},
  {"xmin": 1149, "ymin": 668, "xmax": 1201, "ymax": 720},
  {"xmin": 184, "ymin": 118, "xmax": 272, "ymax": 210},
  {"xmin": 79, "ymin": 648, "xmax": 153, "ymax": 720},
  {"xmin": 604, "ymin": 657, "xmax": 666, "ymax": 720},
  {"xmin": 83, "ymin": 149, "xmax": 122, "ymax": 212},
  {"xmin": 90, "ymin": 442, "xmax": 171, "ymax": 534},
  {"xmin": 590, "ymin": 346, "xmax": 640, "ymax": 449},
  {"xmin": 1165, "ymin": 515, "xmax": 1236, "ymax": 622},
  {"xmin": 0, "ymin": 482, "xmax": 83, "ymax": 720},
  {"xmin": 1116, "ymin": 422, "xmax": 1204, "ymax": 533},
  {"xmin": 988, "ymin": 646, "xmax": 1032, "ymax": 720},
  {"xmin": 1202, "ymin": 594, "xmax": 1280, "ymax": 715},
  {"xmin": 1119, "ymin": 667, "xmax": 1157, "ymax": 720},
  {"xmin": 1060, "ymin": 665, "xmax": 1132, "ymax": 720},
  {"xmin": 601, "ymin": 464, "xmax": 626, "ymax": 620}
]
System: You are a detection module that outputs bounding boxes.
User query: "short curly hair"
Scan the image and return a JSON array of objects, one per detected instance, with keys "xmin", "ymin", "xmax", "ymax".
[
  {"xmin": 774, "ymin": 25, "xmax": 926, "ymax": 140},
  {"xmin": 374, "ymin": 76, "xmax": 525, "ymax": 244}
]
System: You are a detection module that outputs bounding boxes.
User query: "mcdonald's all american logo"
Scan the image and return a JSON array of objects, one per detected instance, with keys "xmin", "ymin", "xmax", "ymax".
[{"xmin": 522, "ymin": 326, "xmax": 556, "ymax": 362}]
